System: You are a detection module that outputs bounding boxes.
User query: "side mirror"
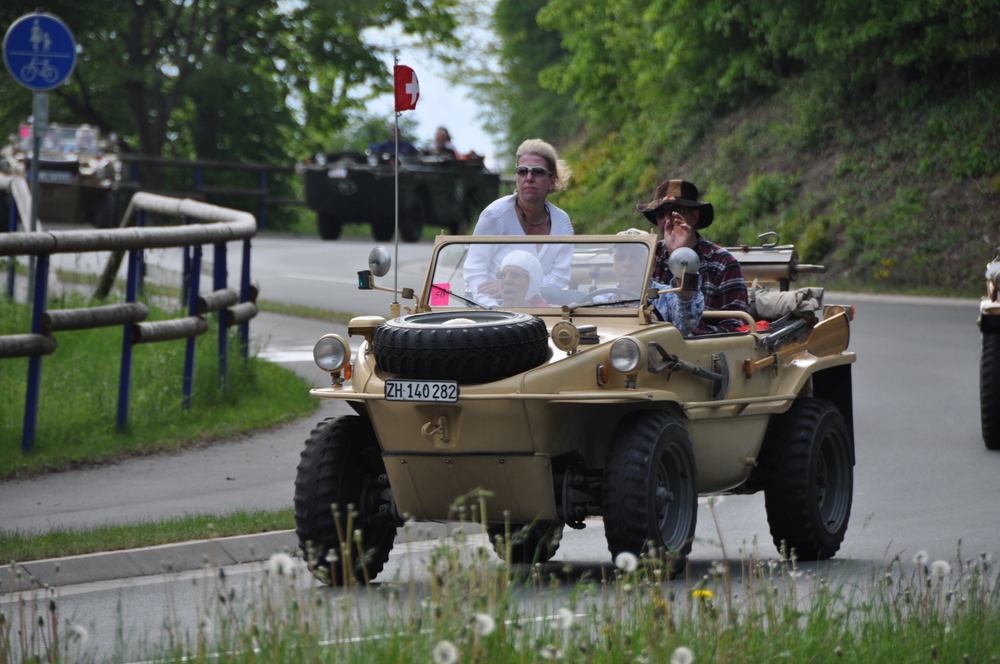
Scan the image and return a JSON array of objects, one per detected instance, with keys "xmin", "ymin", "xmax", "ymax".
[
  {"xmin": 368, "ymin": 246, "xmax": 391, "ymax": 277},
  {"xmin": 668, "ymin": 247, "xmax": 700, "ymax": 291}
]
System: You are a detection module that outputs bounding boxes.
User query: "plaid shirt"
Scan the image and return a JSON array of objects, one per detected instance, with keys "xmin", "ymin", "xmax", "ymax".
[{"xmin": 652, "ymin": 236, "xmax": 749, "ymax": 335}]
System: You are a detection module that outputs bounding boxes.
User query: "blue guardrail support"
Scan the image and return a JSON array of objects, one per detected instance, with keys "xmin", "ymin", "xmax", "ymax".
[
  {"xmin": 21, "ymin": 254, "xmax": 50, "ymax": 453},
  {"xmin": 240, "ymin": 237, "xmax": 251, "ymax": 359},
  {"xmin": 214, "ymin": 242, "xmax": 228, "ymax": 394},
  {"xmin": 182, "ymin": 244, "xmax": 202, "ymax": 409},
  {"xmin": 6, "ymin": 196, "xmax": 17, "ymax": 300},
  {"xmin": 117, "ymin": 247, "xmax": 141, "ymax": 432}
]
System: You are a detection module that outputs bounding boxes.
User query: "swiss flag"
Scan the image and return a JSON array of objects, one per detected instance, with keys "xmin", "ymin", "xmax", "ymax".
[{"xmin": 394, "ymin": 65, "xmax": 420, "ymax": 112}]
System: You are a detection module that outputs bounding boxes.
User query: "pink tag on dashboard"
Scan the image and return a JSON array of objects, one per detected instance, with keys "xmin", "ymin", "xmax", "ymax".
[{"xmin": 430, "ymin": 283, "xmax": 450, "ymax": 306}]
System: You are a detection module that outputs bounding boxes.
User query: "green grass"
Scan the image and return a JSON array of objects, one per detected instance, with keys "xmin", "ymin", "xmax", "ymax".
[
  {"xmin": 0, "ymin": 297, "xmax": 318, "ymax": 478},
  {"xmin": 0, "ymin": 509, "xmax": 294, "ymax": 565},
  {"xmin": 256, "ymin": 299, "xmax": 358, "ymax": 324}
]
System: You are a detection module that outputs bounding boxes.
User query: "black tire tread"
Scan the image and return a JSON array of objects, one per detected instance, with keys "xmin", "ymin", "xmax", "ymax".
[
  {"xmin": 982, "ymin": 331, "xmax": 1000, "ymax": 450},
  {"xmin": 293, "ymin": 416, "xmax": 396, "ymax": 585},
  {"xmin": 759, "ymin": 398, "xmax": 853, "ymax": 561}
]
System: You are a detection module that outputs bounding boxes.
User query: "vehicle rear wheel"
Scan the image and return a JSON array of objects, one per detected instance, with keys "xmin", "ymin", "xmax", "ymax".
[
  {"xmin": 372, "ymin": 310, "xmax": 549, "ymax": 382},
  {"xmin": 758, "ymin": 398, "xmax": 853, "ymax": 560},
  {"xmin": 293, "ymin": 416, "xmax": 397, "ymax": 585},
  {"xmin": 372, "ymin": 218, "xmax": 394, "ymax": 242},
  {"xmin": 602, "ymin": 411, "xmax": 698, "ymax": 576},
  {"xmin": 487, "ymin": 522, "xmax": 563, "ymax": 565},
  {"xmin": 982, "ymin": 331, "xmax": 1000, "ymax": 450},
  {"xmin": 317, "ymin": 212, "xmax": 342, "ymax": 240},
  {"xmin": 400, "ymin": 195, "xmax": 427, "ymax": 243}
]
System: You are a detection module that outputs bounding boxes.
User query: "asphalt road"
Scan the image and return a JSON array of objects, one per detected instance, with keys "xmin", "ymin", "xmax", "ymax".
[{"xmin": 3, "ymin": 232, "xmax": 998, "ymax": 660}]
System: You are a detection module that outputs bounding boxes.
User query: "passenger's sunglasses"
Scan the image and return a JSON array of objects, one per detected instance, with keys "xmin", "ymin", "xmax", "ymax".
[
  {"xmin": 654, "ymin": 206, "xmax": 689, "ymax": 220},
  {"xmin": 514, "ymin": 166, "xmax": 552, "ymax": 178}
]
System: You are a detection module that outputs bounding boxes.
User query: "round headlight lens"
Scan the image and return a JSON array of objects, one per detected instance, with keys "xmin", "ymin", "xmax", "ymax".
[
  {"xmin": 313, "ymin": 334, "xmax": 350, "ymax": 372},
  {"xmin": 609, "ymin": 338, "xmax": 641, "ymax": 373}
]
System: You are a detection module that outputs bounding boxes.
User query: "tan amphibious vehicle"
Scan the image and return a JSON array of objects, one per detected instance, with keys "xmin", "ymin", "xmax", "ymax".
[{"xmin": 294, "ymin": 232, "xmax": 857, "ymax": 584}]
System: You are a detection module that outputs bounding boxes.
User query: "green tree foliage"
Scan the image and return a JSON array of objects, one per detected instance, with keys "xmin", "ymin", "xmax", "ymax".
[{"xmin": 0, "ymin": 1, "xmax": 458, "ymax": 164}]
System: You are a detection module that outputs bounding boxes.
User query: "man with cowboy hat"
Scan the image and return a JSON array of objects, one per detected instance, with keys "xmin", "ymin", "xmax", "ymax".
[{"xmin": 635, "ymin": 179, "xmax": 749, "ymax": 334}]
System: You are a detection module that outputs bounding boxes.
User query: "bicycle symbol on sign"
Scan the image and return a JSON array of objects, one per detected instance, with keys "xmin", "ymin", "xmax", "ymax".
[{"xmin": 19, "ymin": 57, "xmax": 59, "ymax": 84}]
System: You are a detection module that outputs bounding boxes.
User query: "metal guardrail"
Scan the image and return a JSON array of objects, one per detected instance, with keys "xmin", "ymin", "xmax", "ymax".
[{"xmin": 1, "ymin": 190, "xmax": 258, "ymax": 454}]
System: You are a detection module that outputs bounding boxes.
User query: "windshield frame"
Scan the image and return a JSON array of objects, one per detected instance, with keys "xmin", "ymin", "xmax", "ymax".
[{"xmin": 420, "ymin": 234, "xmax": 659, "ymax": 317}]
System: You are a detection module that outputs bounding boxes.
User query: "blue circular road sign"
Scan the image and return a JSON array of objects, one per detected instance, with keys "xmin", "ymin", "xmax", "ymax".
[{"xmin": 3, "ymin": 13, "xmax": 77, "ymax": 91}]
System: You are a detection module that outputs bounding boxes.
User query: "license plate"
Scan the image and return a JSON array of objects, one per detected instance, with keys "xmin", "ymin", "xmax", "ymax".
[
  {"xmin": 39, "ymin": 171, "xmax": 73, "ymax": 184},
  {"xmin": 385, "ymin": 379, "xmax": 459, "ymax": 403}
]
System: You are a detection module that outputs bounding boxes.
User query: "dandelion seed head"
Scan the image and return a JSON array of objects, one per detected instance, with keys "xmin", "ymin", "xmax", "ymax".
[
  {"xmin": 266, "ymin": 552, "xmax": 295, "ymax": 576},
  {"xmin": 913, "ymin": 550, "xmax": 929, "ymax": 566},
  {"xmin": 931, "ymin": 560, "xmax": 951, "ymax": 578},
  {"xmin": 552, "ymin": 607, "xmax": 574, "ymax": 630},
  {"xmin": 473, "ymin": 612, "xmax": 496, "ymax": 636},
  {"xmin": 615, "ymin": 551, "xmax": 639, "ymax": 572},
  {"xmin": 768, "ymin": 560, "xmax": 779, "ymax": 570},
  {"xmin": 711, "ymin": 561, "xmax": 727, "ymax": 576},
  {"xmin": 68, "ymin": 625, "xmax": 89, "ymax": 644},
  {"xmin": 789, "ymin": 570, "xmax": 803, "ymax": 579},
  {"xmin": 670, "ymin": 645, "xmax": 695, "ymax": 664},
  {"xmin": 540, "ymin": 644, "xmax": 564, "ymax": 660},
  {"xmin": 432, "ymin": 639, "xmax": 459, "ymax": 664}
]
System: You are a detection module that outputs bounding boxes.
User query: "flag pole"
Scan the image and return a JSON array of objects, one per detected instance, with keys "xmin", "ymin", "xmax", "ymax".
[{"xmin": 391, "ymin": 53, "xmax": 401, "ymax": 319}]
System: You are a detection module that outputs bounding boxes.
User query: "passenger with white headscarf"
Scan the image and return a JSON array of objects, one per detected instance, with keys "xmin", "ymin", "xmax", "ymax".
[{"xmin": 496, "ymin": 250, "xmax": 547, "ymax": 307}]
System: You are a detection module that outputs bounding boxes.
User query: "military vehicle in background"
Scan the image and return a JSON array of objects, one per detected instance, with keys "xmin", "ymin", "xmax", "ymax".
[
  {"xmin": 980, "ymin": 247, "xmax": 1000, "ymax": 450},
  {"xmin": 1, "ymin": 121, "xmax": 124, "ymax": 228},
  {"xmin": 297, "ymin": 150, "xmax": 500, "ymax": 242}
]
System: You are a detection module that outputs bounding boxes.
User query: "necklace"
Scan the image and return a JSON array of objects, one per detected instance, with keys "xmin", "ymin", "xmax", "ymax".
[{"xmin": 515, "ymin": 198, "xmax": 550, "ymax": 227}]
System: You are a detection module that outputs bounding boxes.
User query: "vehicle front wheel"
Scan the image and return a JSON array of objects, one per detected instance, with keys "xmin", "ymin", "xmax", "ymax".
[
  {"xmin": 487, "ymin": 522, "xmax": 563, "ymax": 565},
  {"xmin": 400, "ymin": 195, "xmax": 427, "ymax": 242},
  {"xmin": 758, "ymin": 398, "xmax": 853, "ymax": 560},
  {"xmin": 982, "ymin": 331, "xmax": 1000, "ymax": 450},
  {"xmin": 602, "ymin": 411, "xmax": 698, "ymax": 576},
  {"xmin": 293, "ymin": 416, "xmax": 398, "ymax": 585},
  {"xmin": 317, "ymin": 212, "xmax": 342, "ymax": 240}
]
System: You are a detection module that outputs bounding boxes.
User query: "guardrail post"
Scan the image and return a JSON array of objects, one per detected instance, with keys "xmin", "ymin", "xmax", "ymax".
[
  {"xmin": 5, "ymin": 196, "xmax": 15, "ymax": 301},
  {"xmin": 21, "ymin": 254, "xmax": 50, "ymax": 453},
  {"xmin": 117, "ymin": 247, "xmax": 141, "ymax": 431},
  {"xmin": 137, "ymin": 210, "xmax": 147, "ymax": 296},
  {"xmin": 240, "ymin": 238, "xmax": 251, "ymax": 360},
  {"xmin": 214, "ymin": 242, "xmax": 228, "ymax": 394},
  {"xmin": 258, "ymin": 170, "xmax": 267, "ymax": 229},
  {"xmin": 181, "ymin": 216, "xmax": 191, "ymax": 306},
  {"xmin": 182, "ymin": 244, "xmax": 202, "ymax": 409}
]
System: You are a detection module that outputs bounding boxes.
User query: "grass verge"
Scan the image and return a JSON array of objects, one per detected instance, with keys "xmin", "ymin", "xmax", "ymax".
[
  {"xmin": 0, "ymin": 297, "xmax": 318, "ymax": 478},
  {"xmin": 0, "ymin": 509, "xmax": 294, "ymax": 565}
]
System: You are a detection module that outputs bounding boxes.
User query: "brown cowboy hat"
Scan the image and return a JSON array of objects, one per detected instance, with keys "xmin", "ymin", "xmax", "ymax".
[{"xmin": 635, "ymin": 179, "xmax": 714, "ymax": 229}]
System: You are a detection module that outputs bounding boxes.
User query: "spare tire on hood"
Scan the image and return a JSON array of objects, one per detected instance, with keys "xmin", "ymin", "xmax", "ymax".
[{"xmin": 372, "ymin": 310, "xmax": 549, "ymax": 383}]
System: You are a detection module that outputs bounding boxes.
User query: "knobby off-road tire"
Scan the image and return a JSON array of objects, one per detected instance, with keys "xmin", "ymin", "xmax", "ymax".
[
  {"xmin": 486, "ymin": 522, "xmax": 564, "ymax": 565},
  {"xmin": 758, "ymin": 398, "xmax": 853, "ymax": 560},
  {"xmin": 602, "ymin": 411, "xmax": 698, "ymax": 576},
  {"xmin": 982, "ymin": 331, "xmax": 1000, "ymax": 450},
  {"xmin": 372, "ymin": 217, "xmax": 395, "ymax": 242},
  {"xmin": 400, "ymin": 195, "xmax": 427, "ymax": 243},
  {"xmin": 294, "ymin": 416, "xmax": 397, "ymax": 585},
  {"xmin": 317, "ymin": 212, "xmax": 342, "ymax": 240},
  {"xmin": 372, "ymin": 310, "xmax": 549, "ymax": 382}
]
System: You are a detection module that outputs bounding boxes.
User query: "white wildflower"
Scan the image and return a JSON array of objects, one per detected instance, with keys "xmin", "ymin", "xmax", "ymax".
[
  {"xmin": 540, "ymin": 644, "xmax": 564, "ymax": 660},
  {"xmin": 615, "ymin": 551, "xmax": 639, "ymax": 572},
  {"xmin": 913, "ymin": 550, "xmax": 929, "ymax": 566},
  {"xmin": 931, "ymin": 560, "xmax": 951, "ymax": 578},
  {"xmin": 789, "ymin": 570, "xmax": 803, "ymax": 579},
  {"xmin": 670, "ymin": 645, "xmax": 695, "ymax": 664},
  {"xmin": 68, "ymin": 625, "xmax": 89, "ymax": 645},
  {"xmin": 473, "ymin": 612, "xmax": 496, "ymax": 637},
  {"xmin": 711, "ymin": 561, "xmax": 727, "ymax": 576},
  {"xmin": 432, "ymin": 640, "xmax": 459, "ymax": 664},
  {"xmin": 552, "ymin": 607, "xmax": 574, "ymax": 630},
  {"xmin": 266, "ymin": 552, "xmax": 295, "ymax": 576}
]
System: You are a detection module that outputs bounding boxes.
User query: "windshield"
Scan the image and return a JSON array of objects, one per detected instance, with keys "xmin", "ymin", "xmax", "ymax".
[
  {"xmin": 17, "ymin": 124, "xmax": 101, "ymax": 155},
  {"xmin": 425, "ymin": 239, "xmax": 653, "ymax": 312}
]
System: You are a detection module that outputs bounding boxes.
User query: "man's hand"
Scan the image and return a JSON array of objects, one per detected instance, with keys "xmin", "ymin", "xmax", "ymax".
[
  {"xmin": 476, "ymin": 279, "xmax": 501, "ymax": 298},
  {"xmin": 662, "ymin": 211, "xmax": 695, "ymax": 253}
]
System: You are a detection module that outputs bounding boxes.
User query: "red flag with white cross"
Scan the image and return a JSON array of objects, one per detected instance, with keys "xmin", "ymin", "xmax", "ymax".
[{"xmin": 394, "ymin": 65, "xmax": 420, "ymax": 112}]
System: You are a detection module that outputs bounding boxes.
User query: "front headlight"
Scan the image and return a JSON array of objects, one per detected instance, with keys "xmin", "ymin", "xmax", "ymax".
[
  {"xmin": 313, "ymin": 334, "xmax": 350, "ymax": 372},
  {"xmin": 609, "ymin": 338, "xmax": 642, "ymax": 373}
]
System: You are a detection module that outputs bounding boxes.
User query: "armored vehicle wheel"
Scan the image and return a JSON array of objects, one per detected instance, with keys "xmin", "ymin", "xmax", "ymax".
[
  {"xmin": 758, "ymin": 398, "xmax": 853, "ymax": 560},
  {"xmin": 372, "ymin": 310, "xmax": 549, "ymax": 382},
  {"xmin": 94, "ymin": 192, "xmax": 121, "ymax": 228},
  {"xmin": 602, "ymin": 411, "xmax": 698, "ymax": 576},
  {"xmin": 372, "ymin": 218, "xmax": 395, "ymax": 242},
  {"xmin": 317, "ymin": 213, "xmax": 342, "ymax": 240},
  {"xmin": 400, "ymin": 195, "xmax": 427, "ymax": 243},
  {"xmin": 294, "ymin": 416, "xmax": 397, "ymax": 585},
  {"xmin": 982, "ymin": 331, "xmax": 1000, "ymax": 450},
  {"xmin": 487, "ymin": 522, "xmax": 563, "ymax": 564}
]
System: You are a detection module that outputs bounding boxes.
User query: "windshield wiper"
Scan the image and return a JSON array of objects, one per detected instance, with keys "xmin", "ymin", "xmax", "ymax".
[
  {"xmin": 429, "ymin": 284, "xmax": 492, "ymax": 310},
  {"xmin": 565, "ymin": 297, "xmax": 642, "ymax": 313}
]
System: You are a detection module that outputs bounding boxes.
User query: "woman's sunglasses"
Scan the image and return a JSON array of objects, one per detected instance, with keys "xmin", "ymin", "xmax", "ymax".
[{"xmin": 514, "ymin": 166, "xmax": 552, "ymax": 178}]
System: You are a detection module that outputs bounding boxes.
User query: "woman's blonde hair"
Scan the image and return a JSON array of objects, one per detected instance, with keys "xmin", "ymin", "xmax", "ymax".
[{"xmin": 515, "ymin": 139, "xmax": 572, "ymax": 192}]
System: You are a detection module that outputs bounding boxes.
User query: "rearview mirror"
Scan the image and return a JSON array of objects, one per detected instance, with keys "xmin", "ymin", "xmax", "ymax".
[{"xmin": 368, "ymin": 246, "xmax": 391, "ymax": 277}]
